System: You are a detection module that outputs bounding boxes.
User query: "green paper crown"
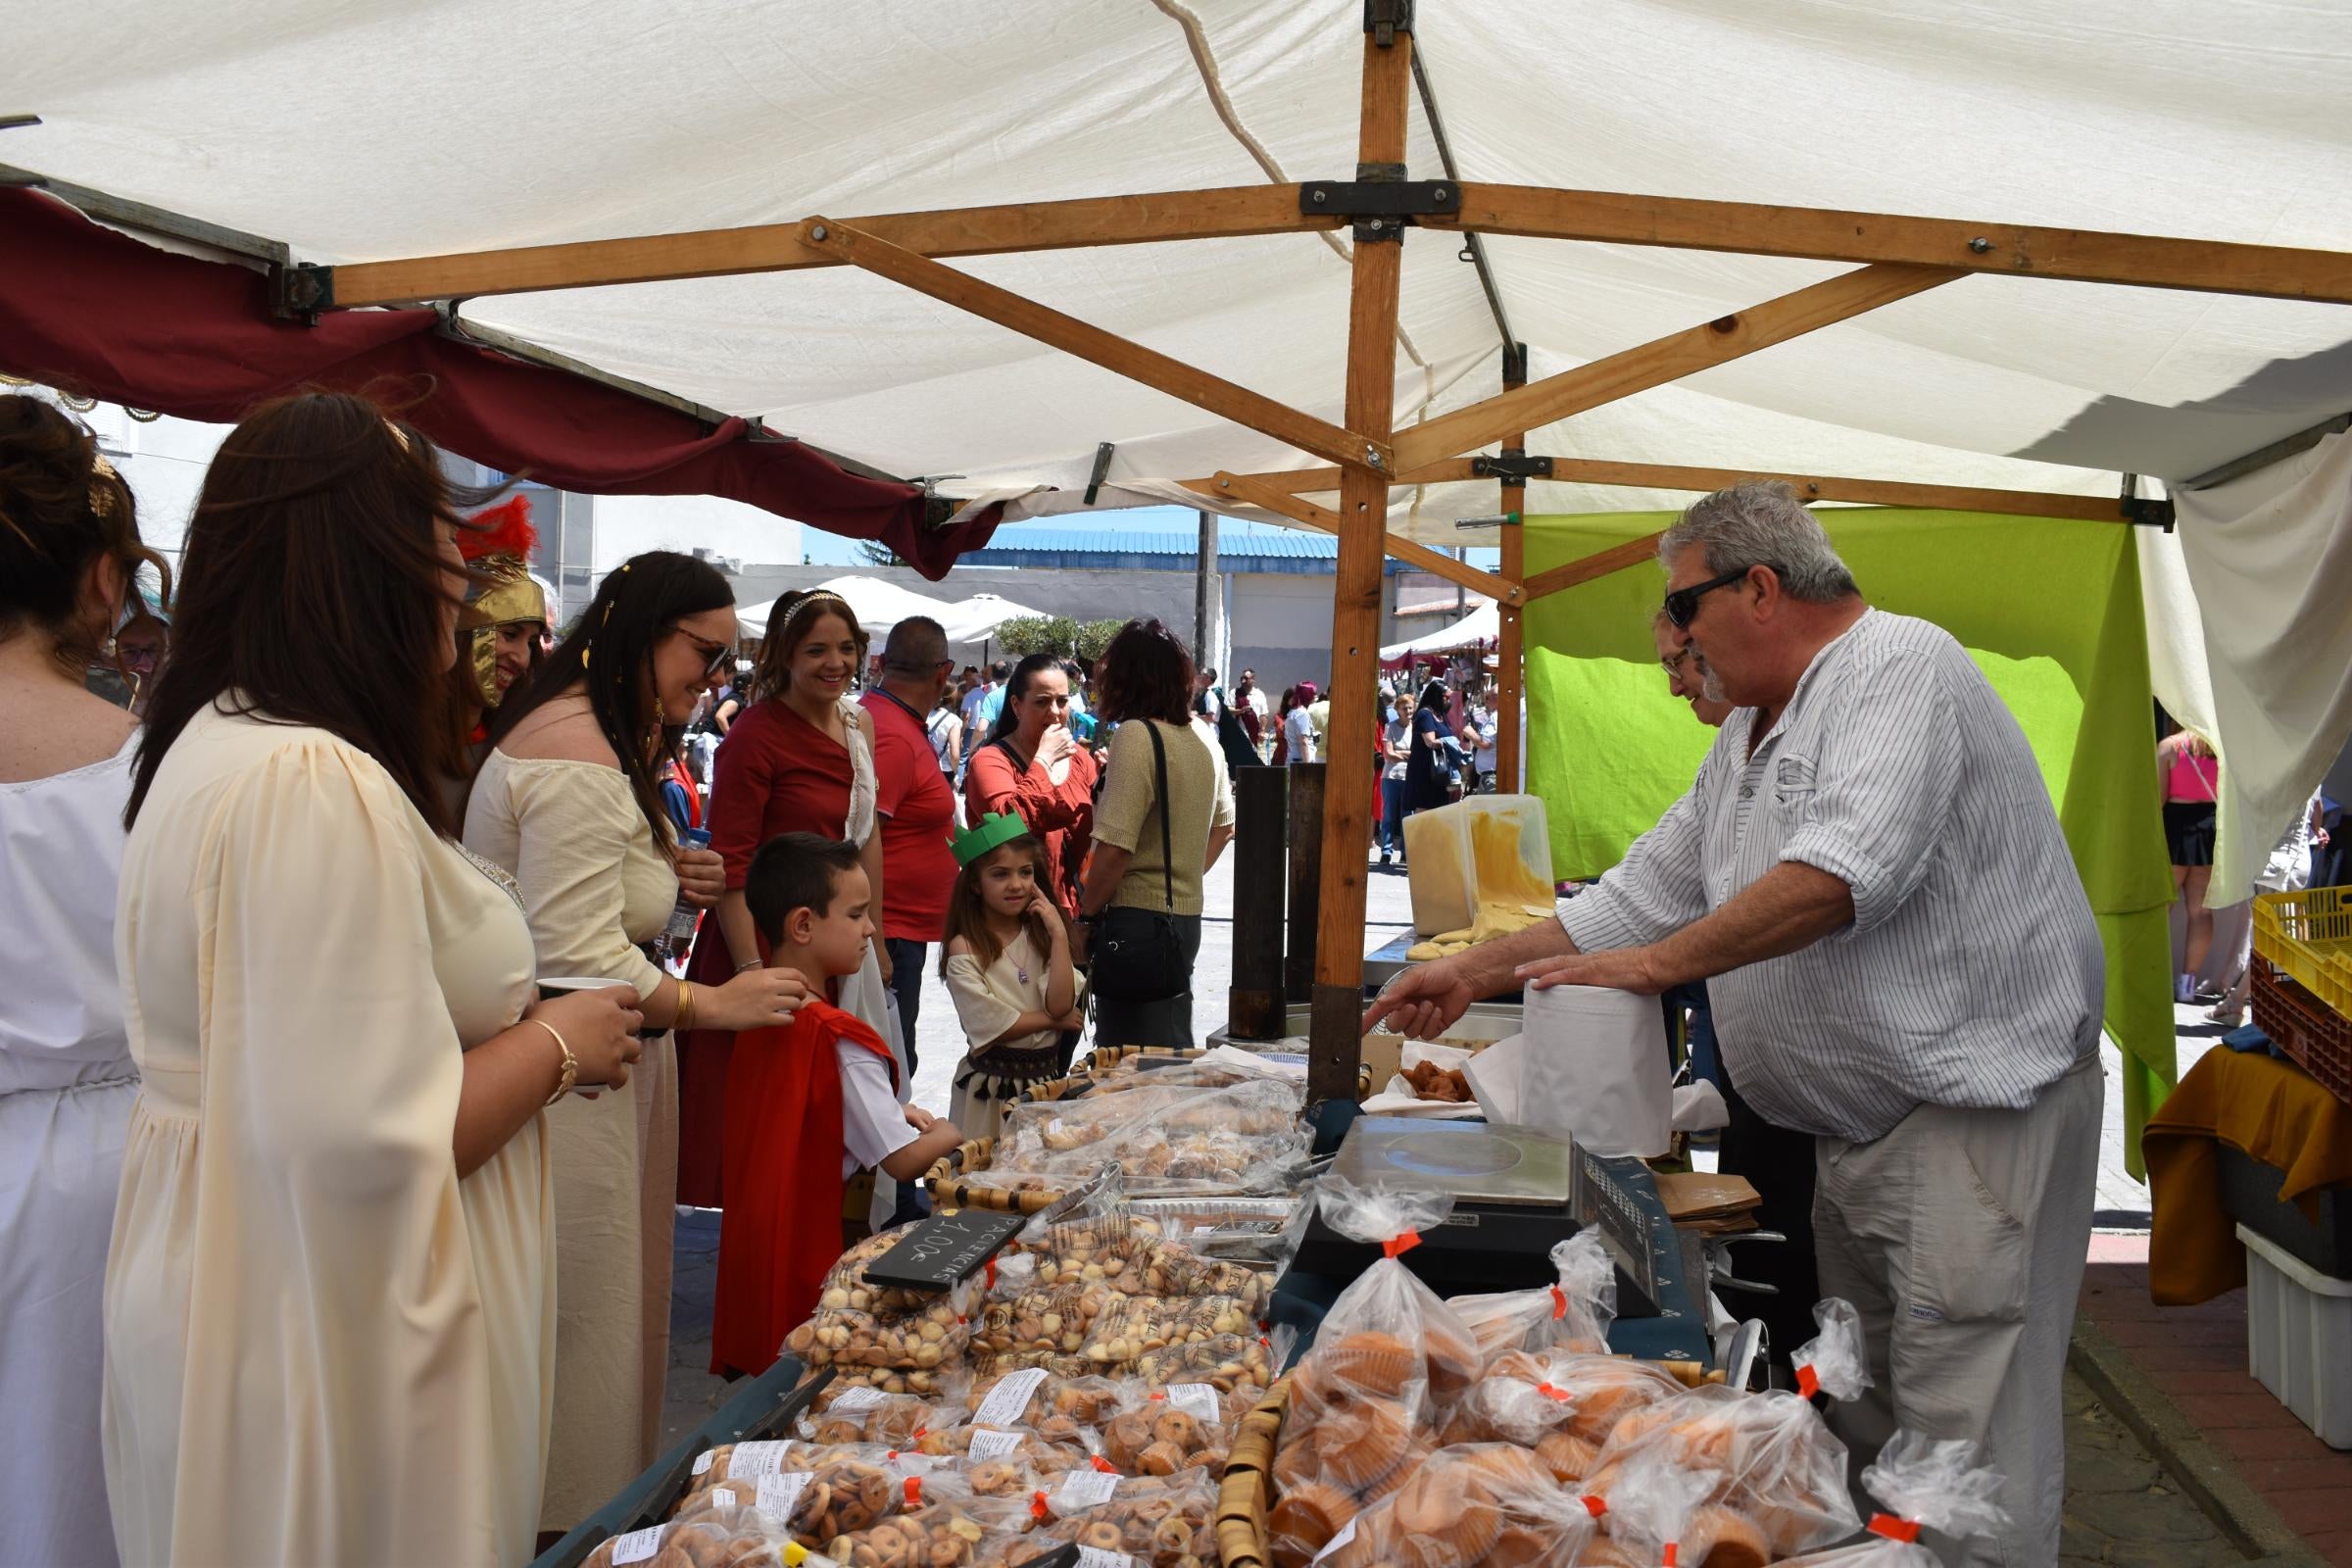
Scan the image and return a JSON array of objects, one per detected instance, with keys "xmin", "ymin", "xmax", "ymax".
[{"xmin": 951, "ymin": 810, "xmax": 1032, "ymax": 865}]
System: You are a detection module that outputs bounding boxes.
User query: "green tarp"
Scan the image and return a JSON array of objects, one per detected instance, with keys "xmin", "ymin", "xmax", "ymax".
[{"xmin": 1522, "ymin": 508, "xmax": 2174, "ymax": 1175}]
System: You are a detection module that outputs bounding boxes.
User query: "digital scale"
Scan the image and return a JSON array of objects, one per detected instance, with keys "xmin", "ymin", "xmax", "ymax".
[{"xmin": 1287, "ymin": 1117, "xmax": 1690, "ymax": 1336}]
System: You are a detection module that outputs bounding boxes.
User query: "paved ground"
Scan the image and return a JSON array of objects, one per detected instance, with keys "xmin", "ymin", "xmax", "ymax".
[{"xmin": 2062, "ymin": 1366, "xmax": 2247, "ymax": 1566}]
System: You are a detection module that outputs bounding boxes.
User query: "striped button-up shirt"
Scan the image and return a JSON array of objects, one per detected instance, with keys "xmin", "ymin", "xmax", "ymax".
[{"xmin": 1557, "ymin": 609, "xmax": 2103, "ymax": 1142}]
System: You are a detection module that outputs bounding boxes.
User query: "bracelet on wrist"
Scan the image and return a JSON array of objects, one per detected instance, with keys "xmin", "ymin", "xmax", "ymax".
[
  {"xmin": 676, "ymin": 978, "xmax": 697, "ymax": 1033},
  {"xmin": 526, "ymin": 1017, "xmax": 577, "ymax": 1103},
  {"xmin": 734, "ymin": 958, "xmax": 764, "ymax": 974}
]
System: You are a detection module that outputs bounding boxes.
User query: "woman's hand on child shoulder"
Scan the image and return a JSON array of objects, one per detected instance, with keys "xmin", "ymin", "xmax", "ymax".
[{"xmin": 710, "ymin": 963, "xmax": 808, "ymax": 1031}]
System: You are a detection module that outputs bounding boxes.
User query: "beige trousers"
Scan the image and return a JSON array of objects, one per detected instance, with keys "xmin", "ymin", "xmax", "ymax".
[{"xmin": 1813, "ymin": 1052, "xmax": 2102, "ymax": 1567}]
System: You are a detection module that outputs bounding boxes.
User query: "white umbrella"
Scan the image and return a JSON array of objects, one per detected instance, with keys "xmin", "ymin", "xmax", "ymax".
[
  {"xmin": 941, "ymin": 591, "xmax": 1045, "ymax": 644},
  {"xmin": 740, "ymin": 574, "xmax": 958, "ymax": 640}
]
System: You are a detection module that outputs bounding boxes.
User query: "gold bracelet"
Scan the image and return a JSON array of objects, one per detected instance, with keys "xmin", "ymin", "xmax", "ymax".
[
  {"xmin": 676, "ymin": 978, "xmax": 696, "ymax": 1033},
  {"xmin": 526, "ymin": 1017, "xmax": 577, "ymax": 1104}
]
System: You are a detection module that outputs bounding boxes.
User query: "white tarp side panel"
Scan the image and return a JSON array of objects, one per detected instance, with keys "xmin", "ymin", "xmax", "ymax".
[
  {"xmin": 7, "ymin": 0, "xmax": 2347, "ymax": 505},
  {"xmin": 2171, "ymin": 431, "xmax": 2352, "ymax": 900},
  {"xmin": 2134, "ymin": 529, "xmax": 2221, "ymax": 757}
]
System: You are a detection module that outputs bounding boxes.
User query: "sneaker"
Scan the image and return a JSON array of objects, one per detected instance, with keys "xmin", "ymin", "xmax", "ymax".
[{"xmin": 2175, "ymin": 973, "xmax": 2195, "ymax": 1003}]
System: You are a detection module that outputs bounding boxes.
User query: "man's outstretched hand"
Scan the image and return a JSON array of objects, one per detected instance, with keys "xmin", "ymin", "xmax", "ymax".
[
  {"xmin": 1362, "ymin": 957, "xmax": 1478, "ymax": 1040},
  {"xmin": 1515, "ymin": 947, "xmax": 1669, "ymax": 996}
]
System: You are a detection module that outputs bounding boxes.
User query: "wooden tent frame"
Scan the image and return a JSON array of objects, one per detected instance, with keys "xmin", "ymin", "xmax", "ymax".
[{"xmin": 288, "ymin": 8, "xmax": 2352, "ymax": 1101}]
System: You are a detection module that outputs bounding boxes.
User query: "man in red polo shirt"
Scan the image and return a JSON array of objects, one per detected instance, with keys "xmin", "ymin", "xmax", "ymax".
[{"xmin": 860, "ymin": 614, "xmax": 960, "ymax": 1087}]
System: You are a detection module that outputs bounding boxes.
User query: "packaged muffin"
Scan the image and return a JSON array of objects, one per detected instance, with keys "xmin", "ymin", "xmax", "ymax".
[
  {"xmin": 1318, "ymin": 1444, "xmax": 1595, "ymax": 1568},
  {"xmin": 1771, "ymin": 1429, "xmax": 2008, "ymax": 1566},
  {"xmin": 1583, "ymin": 1382, "xmax": 1858, "ymax": 1559},
  {"xmin": 1445, "ymin": 1231, "xmax": 1617, "ymax": 1366}
]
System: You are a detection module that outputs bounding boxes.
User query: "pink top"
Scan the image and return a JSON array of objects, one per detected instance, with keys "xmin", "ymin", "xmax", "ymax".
[{"xmin": 2166, "ymin": 749, "xmax": 2219, "ymax": 804}]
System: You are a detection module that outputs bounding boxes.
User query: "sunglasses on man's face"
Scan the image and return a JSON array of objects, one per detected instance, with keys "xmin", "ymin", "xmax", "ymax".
[{"xmin": 1662, "ymin": 565, "xmax": 1770, "ymax": 630}]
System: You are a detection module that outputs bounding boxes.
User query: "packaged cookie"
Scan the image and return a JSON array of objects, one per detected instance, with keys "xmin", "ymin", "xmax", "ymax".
[
  {"xmin": 1030, "ymin": 1468, "xmax": 1219, "ymax": 1568},
  {"xmin": 1127, "ymin": 1333, "xmax": 1271, "ymax": 1396},
  {"xmin": 1077, "ymin": 1294, "xmax": 1256, "ymax": 1365},
  {"xmin": 672, "ymin": 1443, "xmax": 907, "ymax": 1532},
  {"xmin": 585, "ymin": 1507, "xmax": 788, "ymax": 1568},
  {"xmin": 972, "ymin": 1283, "xmax": 1114, "ymax": 1361},
  {"xmin": 804, "ymin": 1384, "xmax": 962, "ymax": 1447},
  {"xmin": 958, "ymin": 1367, "xmax": 1124, "ymax": 1439},
  {"xmin": 817, "ymin": 1479, "xmax": 1031, "ymax": 1568},
  {"xmin": 786, "ymin": 1291, "xmax": 970, "ymax": 1375}
]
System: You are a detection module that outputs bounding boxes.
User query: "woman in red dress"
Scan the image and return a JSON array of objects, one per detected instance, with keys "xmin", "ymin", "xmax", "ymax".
[
  {"xmin": 677, "ymin": 590, "xmax": 897, "ymax": 1205},
  {"xmin": 962, "ymin": 652, "xmax": 1098, "ymax": 920}
]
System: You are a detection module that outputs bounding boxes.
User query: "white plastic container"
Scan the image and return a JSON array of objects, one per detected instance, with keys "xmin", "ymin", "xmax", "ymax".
[
  {"xmin": 1401, "ymin": 793, "xmax": 1554, "ymax": 936},
  {"xmin": 2239, "ymin": 1223, "xmax": 2352, "ymax": 1448}
]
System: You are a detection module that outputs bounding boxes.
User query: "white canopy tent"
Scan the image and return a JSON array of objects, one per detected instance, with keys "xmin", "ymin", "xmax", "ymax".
[
  {"xmin": 7, "ymin": 0, "xmax": 2350, "ymax": 1073},
  {"xmin": 1381, "ymin": 602, "xmax": 1497, "ymax": 664},
  {"xmin": 940, "ymin": 593, "xmax": 1046, "ymax": 646}
]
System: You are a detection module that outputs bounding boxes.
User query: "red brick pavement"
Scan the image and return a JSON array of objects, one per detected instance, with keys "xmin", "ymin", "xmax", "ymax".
[{"xmin": 2081, "ymin": 1249, "xmax": 2352, "ymax": 1563}]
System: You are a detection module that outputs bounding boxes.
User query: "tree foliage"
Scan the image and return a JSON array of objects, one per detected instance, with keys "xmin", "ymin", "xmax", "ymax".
[{"xmin": 993, "ymin": 614, "xmax": 1126, "ymax": 663}]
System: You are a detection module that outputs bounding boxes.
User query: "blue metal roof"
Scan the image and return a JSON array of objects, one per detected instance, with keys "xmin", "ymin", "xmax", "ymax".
[{"xmin": 967, "ymin": 526, "xmax": 1339, "ymax": 562}]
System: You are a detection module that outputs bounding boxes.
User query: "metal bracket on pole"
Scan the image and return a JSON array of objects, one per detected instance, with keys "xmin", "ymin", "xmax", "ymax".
[
  {"xmin": 1082, "ymin": 441, "xmax": 1116, "ymax": 506},
  {"xmin": 1364, "ymin": 0, "xmax": 1413, "ymax": 46},
  {"xmin": 1301, "ymin": 172, "xmax": 1457, "ymax": 244},
  {"xmin": 2118, "ymin": 473, "xmax": 2176, "ymax": 532},
  {"xmin": 1472, "ymin": 453, "xmax": 1554, "ymax": 482},
  {"xmin": 273, "ymin": 263, "xmax": 335, "ymax": 324}
]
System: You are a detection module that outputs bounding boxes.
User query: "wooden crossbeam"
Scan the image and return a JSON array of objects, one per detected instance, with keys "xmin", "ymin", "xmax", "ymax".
[
  {"xmin": 1391, "ymin": 263, "xmax": 1961, "ymax": 472},
  {"xmin": 1521, "ymin": 533, "xmax": 1671, "ymax": 603},
  {"xmin": 325, "ymin": 186, "xmax": 1337, "ymax": 307},
  {"xmin": 1437, "ymin": 185, "xmax": 2352, "ymax": 307},
  {"xmin": 1217, "ymin": 455, "xmax": 2125, "ymax": 523},
  {"xmin": 805, "ymin": 219, "xmax": 1391, "ymax": 475},
  {"xmin": 1193, "ymin": 470, "xmax": 1522, "ymax": 606}
]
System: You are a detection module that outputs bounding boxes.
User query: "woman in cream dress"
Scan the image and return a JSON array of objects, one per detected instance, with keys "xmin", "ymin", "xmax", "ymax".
[
  {"xmin": 468, "ymin": 551, "xmax": 807, "ymax": 1531},
  {"xmin": 104, "ymin": 394, "xmax": 642, "ymax": 1566}
]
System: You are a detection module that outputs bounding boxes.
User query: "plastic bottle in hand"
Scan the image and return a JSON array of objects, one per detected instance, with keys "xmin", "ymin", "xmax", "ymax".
[{"xmin": 659, "ymin": 827, "xmax": 711, "ymax": 966}]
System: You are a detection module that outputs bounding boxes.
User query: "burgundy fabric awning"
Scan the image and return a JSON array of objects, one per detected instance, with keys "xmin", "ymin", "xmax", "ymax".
[{"xmin": 0, "ymin": 188, "xmax": 1000, "ymax": 577}]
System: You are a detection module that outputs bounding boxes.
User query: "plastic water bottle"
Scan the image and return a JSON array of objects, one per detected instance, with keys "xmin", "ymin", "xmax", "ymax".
[{"xmin": 659, "ymin": 827, "xmax": 711, "ymax": 967}]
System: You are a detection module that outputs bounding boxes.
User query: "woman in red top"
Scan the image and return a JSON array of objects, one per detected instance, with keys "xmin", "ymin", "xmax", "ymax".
[
  {"xmin": 677, "ymin": 590, "xmax": 897, "ymax": 1206},
  {"xmin": 963, "ymin": 653, "xmax": 1098, "ymax": 921}
]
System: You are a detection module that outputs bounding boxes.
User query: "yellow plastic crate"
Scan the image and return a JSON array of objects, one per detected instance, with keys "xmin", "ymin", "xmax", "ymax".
[{"xmin": 2253, "ymin": 887, "xmax": 2352, "ymax": 1020}]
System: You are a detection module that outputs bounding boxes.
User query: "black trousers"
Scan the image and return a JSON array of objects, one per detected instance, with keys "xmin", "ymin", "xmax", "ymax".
[
  {"xmin": 1714, "ymin": 1057, "xmax": 1824, "ymax": 1366},
  {"xmin": 885, "ymin": 937, "xmax": 925, "ymax": 1086}
]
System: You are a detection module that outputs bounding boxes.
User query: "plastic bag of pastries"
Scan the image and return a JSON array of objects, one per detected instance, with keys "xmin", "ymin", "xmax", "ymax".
[
  {"xmin": 1286, "ymin": 1180, "xmax": 1480, "ymax": 1424},
  {"xmin": 1778, "ymin": 1430, "xmax": 2009, "ymax": 1566},
  {"xmin": 1077, "ymin": 1293, "xmax": 1258, "ymax": 1365},
  {"xmin": 1788, "ymin": 1297, "xmax": 1873, "ymax": 1404},
  {"xmin": 1092, "ymin": 1382, "xmax": 1235, "ymax": 1476},
  {"xmin": 1585, "ymin": 1448, "xmax": 1768, "ymax": 1568},
  {"xmin": 972, "ymin": 1282, "xmax": 1116, "ymax": 1361},
  {"xmin": 1439, "ymin": 1347, "xmax": 1590, "ymax": 1449},
  {"xmin": 1445, "ymin": 1232, "xmax": 1618, "ymax": 1368},
  {"xmin": 805, "ymin": 1382, "xmax": 966, "ymax": 1447},
  {"xmin": 818, "ymin": 1228, "xmax": 992, "ymax": 1322},
  {"xmin": 957, "ymin": 1368, "xmax": 1126, "ymax": 1442},
  {"xmin": 919, "ymin": 1427, "xmax": 1093, "ymax": 1497},
  {"xmin": 672, "ymin": 1443, "xmax": 912, "ymax": 1532},
  {"xmin": 786, "ymin": 1291, "xmax": 971, "ymax": 1376},
  {"xmin": 818, "ymin": 1477, "xmax": 1036, "ymax": 1568},
  {"xmin": 1128, "ymin": 1332, "xmax": 1272, "ymax": 1396},
  {"xmin": 1581, "ymin": 1380, "xmax": 1859, "ymax": 1559},
  {"xmin": 1030, "ymin": 1467, "xmax": 1219, "ymax": 1568},
  {"xmin": 1308, "ymin": 1444, "xmax": 1595, "ymax": 1568},
  {"xmin": 585, "ymin": 1505, "xmax": 791, "ymax": 1568}
]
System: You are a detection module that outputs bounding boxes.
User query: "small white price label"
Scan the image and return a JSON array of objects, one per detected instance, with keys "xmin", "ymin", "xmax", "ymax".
[
  {"xmin": 1077, "ymin": 1549, "xmax": 1133, "ymax": 1568},
  {"xmin": 973, "ymin": 1366, "xmax": 1050, "ymax": 1428},
  {"xmin": 710, "ymin": 1488, "xmax": 740, "ymax": 1508},
  {"xmin": 692, "ymin": 1450, "xmax": 716, "ymax": 1477},
  {"xmin": 964, "ymin": 1427, "xmax": 1024, "ymax": 1461},
  {"xmin": 1164, "ymin": 1384, "xmax": 1221, "ymax": 1422},
  {"xmin": 611, "ymin": 1525, "xmax": 668, "ymax": 1565},
  {"xmin": 1051, "ymin": 1469, "xmax": 1121, "ymax": 1513},
  {"xmin": 827, "ymin": 1385, "xmax": 887, "ymax": 1411},
  {"xmin": 729, "ymin": 1440, "xmax": 790, "ymax": 1477},
  {"xmin": 756, "ymin": 1472, "xmax": 814, "ymax": 1521},
  {"xmin": 1310, "ymin": 1519, "xmax": 1358, "ymax": 1564}
]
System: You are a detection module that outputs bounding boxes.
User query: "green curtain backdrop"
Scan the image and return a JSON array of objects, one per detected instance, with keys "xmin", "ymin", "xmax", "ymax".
[{"xmin": 1522, "ymin": 509, "xmax": 2174, "ymax": 1174}]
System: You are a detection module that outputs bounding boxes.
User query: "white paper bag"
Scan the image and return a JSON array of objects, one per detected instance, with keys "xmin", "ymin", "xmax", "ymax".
[
  {"xmin": 1461, "ymin": 1032, "xmax": 1526, "ymax": 1122},
  {"xmin": 1520, "ymin": 985, "xmax": 1671, "ymax": 1157}
]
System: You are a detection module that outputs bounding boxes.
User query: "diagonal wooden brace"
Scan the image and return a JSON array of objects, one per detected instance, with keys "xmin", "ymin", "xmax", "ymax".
[{"xmin": 1200, "ymin": 469, "xmax": 1522, "ymax": 606}]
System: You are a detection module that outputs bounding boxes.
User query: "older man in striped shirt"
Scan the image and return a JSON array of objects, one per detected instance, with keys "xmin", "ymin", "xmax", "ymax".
[{"xmin": 1368, "ymin": 482, "xmax": 2104, "ymax": 1566}]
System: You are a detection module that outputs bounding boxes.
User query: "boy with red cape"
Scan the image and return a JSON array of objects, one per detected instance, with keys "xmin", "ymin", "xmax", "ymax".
[{"xmin": 710, "ymin": 832, "xmax": 962, "ymax": 1379}]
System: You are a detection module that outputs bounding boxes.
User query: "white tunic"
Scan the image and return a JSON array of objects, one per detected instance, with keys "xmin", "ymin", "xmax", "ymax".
[{"xmin": 0, "ymin": 732, "xmax": 137, "ymax": 1568}]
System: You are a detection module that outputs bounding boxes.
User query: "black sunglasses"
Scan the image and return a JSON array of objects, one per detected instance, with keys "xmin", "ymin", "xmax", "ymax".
[
  {"xmin": 668, "ymin": 626, "xmax": 735, "ymax": 679},
  {"xmin": 1662, "ymin": 564, "xmax": 1772, "ymax": 629}
]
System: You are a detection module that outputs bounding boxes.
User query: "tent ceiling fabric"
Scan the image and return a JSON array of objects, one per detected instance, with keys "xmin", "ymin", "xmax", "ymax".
[{"xmin": 8, "ymin": 1, "xmax": 2349, "ymax": 538}]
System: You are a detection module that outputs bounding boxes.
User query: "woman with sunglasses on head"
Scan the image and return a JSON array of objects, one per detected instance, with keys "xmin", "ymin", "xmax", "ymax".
[
  {"xmin": 106, "ymin": 393, "xmax": 645, "ymax": 1567},
  {"xmin": 676, "ymin": 590, "xmax": 903, "ymax": 1213},
  {"xmin": 469, "ymin": 551, "xmax": 807, "ymax": 1537},
  {"xmin": 0, "ymin": 396, "xmax": 169, "ymax": 1568}
]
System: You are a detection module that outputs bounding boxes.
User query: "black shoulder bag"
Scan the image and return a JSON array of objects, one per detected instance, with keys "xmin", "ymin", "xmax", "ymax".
[{"xmin": 1090, "ymin": 720, "xmax": 1189, "ymax": 1003}]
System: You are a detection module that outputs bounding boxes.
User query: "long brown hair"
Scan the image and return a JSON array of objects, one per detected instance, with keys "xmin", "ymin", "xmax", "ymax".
[
  {"xmin": 126, "ymin": 392, "xmax": 494, "ymax": 836},
  {"xmin": 939, "ymin": 835, "xmax": 1054, "ymax": 977},
  {"xmin": 749, "ymin": 589, "xmax": 867, "ymax": 706},
  {"xmin": 1094, "ymin": 616, "xmax": 1194, "ymax": 726},
  {"xmin": 0, "ymin": 395, "xmax": 172, "ymax": 672},
  {"xmin": 486, "ymin": 549, "xmax": 734, "ymax": 857}
]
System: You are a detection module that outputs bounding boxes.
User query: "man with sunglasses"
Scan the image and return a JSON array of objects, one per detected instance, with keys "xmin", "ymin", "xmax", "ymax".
[{"xmin": 1367, "ymin": 482, "xmax": 2103, "ymax": 1567}]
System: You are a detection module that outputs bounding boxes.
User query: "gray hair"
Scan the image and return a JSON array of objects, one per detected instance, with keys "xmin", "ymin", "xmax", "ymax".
[
  {"xmin": 880, "ymin": 614, "xmax": 948, "ymax": 671},
  {"xmin": 1657, "ymin": 481, "xmax": 1858, "ymax": 604}
]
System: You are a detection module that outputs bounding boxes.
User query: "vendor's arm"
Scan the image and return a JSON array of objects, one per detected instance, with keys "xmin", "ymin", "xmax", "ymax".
[
  {"xmin": 1363, "ymin": 913, "xmax": 1577, "ymax": 1040},
  {"xmin": 1519, "ymin": 861, "xmax": 1851, "ymax": 994}
]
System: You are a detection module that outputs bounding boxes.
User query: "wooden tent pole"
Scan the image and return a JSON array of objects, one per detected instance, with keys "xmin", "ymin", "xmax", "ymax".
[
  {"xmin": 1495, "ymin": 344, "xmax": 1528, "ymax": 793},
  {"xmin": 1305, "ymin": 19, "xmax": 1413, "ymax": 1106}
]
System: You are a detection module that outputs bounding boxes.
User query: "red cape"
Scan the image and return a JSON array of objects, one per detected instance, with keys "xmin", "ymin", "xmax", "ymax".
[{"xmin": 709, "ymin": 997, "xmax": 897, "ymax": 1380}]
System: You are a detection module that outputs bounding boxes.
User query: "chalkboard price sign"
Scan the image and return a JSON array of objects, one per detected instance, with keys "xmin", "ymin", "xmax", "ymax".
[{"xmin": 862, "ymin": 1208, "xmax": 1028, "ymax": 1293}]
